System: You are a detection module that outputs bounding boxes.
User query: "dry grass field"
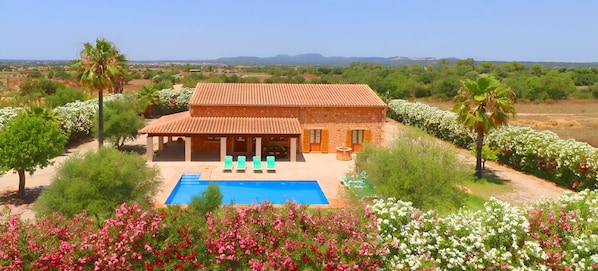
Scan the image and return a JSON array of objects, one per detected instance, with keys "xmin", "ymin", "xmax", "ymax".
[{"xmin": 416, "ymin": 99, "xmax": 598, "ymax": 147}]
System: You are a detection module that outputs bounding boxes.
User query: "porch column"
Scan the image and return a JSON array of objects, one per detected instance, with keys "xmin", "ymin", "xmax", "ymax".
[
  {"xmin": 158, "ymin": 136, "xmax": 164, "ymax": 152},
  {"xmin": 167, "ymin": 136, "xmax": 172, "ymax": 143},
  {"xmin": 146, "ymin": 136, "xmax": 153, "ymax": 162},
  {"xmin": 255, "ymin": 137, "xmax": 262, "ymax": 158},
  {"xmin": 220, "ymin": 136, "xmax": 227, "ymax": 161},
  {"xmin": 290, "ymin": 137, "xmax": 297, "ymax": 162},
  {"xmin": 185, "ymin": 136, "xmax": 192, "ymax": 162}
]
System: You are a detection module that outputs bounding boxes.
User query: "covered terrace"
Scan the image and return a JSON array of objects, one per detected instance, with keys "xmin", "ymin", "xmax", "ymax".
[{"xmin": 139, "ymin": 112, "xmax": 302, "ymax": 162}]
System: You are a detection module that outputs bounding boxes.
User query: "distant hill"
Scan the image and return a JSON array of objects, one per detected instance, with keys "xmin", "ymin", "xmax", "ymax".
[
  {"xmin": 3, "ymin": 54, "xmax": 598, "ymax": 68},
  {"xmin": 199, "ymin": 54, "xmax": 598, "ymax": 68},
  {"xmin": 209, "ymin": 53, "xmax": 455, "ymax": 66}
]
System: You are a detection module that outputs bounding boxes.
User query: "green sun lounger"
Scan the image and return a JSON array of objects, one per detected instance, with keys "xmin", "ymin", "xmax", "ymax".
[
  {"xmin": 222, "ymin": 155, "xmax": 233, "ymax": 172},
  {"xmin": 236, "ymin": 156, "xmax": 247, "ymax": 172},
  {"xmin": 252, "ymin": 156, "xmax": 263, "ymax": 172},
  {"xmin": 266, "ymin": 155, "xmax": 276, "ymax": 172},
  {"xmin": 340, "ymin": 170, "xmax": 367, "ymax": 186}
]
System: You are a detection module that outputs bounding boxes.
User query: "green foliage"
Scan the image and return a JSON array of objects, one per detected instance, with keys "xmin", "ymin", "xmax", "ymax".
[
  {"xmin": 188, "ymin": 182, "xmax": 223, "ymax": 215},
  {"xmin": 539, "ymin": 70, "xmax": 576, "ymax": 99},
  {"xmin": 0, "ymin": 112, "xmax": 67, "ymax": 197},
  {"xmin": 182, "ymin": 73, "xmax": 206, "ymax": 87},
  {"xmin": 18, "ymin": 78, "xmax": 65, "ymax": 96},
  {"xmin": 354, "ymin": 128, "xmax": 470, "ymax": 213},
  {"xmin": 44, "ymin": 87, "xmax": 87, "ymax": 108},
  {"xmin": 153, "ymin": 79, "xmax": 173, "ymax": 90},
  {"xmin": 0, "ymin": 112, "xmax": 66, "ymax": 173},
  {"xmin": 591, "ymin": 82, "xmax": 598, "ymax": 98},
  {"xmin": 474, "ymin": 144, "xmax": 499, "ymax": 169},
  {"xmin": 34, "ymin": 147, "xmax": 161, "ymax": 220},
  {"xmin": 93, "ymin": 94, "xmax": 145, "ymax": 148},
  {"xmin": 136, "ymin": 85, "xmax": 159, "ymax": 116},
  {"xmin": 27, "ymin": 69, "xmax": 42, "ymax": 78},
  {"xmin": 143, "ymin": 69, "xmax": 156, "ymax": 79}
]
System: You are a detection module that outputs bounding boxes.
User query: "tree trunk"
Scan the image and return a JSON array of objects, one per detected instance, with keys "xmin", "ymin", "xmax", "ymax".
[
  {"xmin": 18, "ymin": 169, "xmax": 26, "ymax": 198},
  {"xmin": 475, "ymin": 131, "xmax": 484, "ymax": 179},
  {"xmin": 98, "ymin": 89, "xmax": 104, "ymax": 147}
]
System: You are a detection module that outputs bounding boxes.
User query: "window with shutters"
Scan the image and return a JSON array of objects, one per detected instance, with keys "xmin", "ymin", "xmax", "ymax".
[{"xmin": 309, "ymin": 129, "xmax": 322, "ymax": 152}]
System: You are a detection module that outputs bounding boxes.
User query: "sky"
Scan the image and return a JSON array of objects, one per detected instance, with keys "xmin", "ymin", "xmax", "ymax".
[{"xmin": 1, "ymin": 0, "xmax": 597, "ymax": 62}]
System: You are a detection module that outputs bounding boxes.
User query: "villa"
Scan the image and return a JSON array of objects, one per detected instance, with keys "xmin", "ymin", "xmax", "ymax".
[{"xmin": 139, "ymin": 83, "xmax": 387, "ymax": 162}]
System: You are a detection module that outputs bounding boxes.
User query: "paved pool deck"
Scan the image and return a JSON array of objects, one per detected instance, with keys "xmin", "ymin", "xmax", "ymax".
[
  {"xmin": 150, "ymin": 119, "xmax": 400, "ymax": 208},
  {"xmin": 151, "ymin": 145, "xmax": 359, "ymax": 208}
]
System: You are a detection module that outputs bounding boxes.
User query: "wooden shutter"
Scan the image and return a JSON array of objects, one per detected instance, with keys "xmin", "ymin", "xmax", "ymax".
[
  {"xmin": 302, "ymin": 129, "xmax": 310, "ymax": 153},
  {"xmin": 321, "ymin": 129, "xmax": 329, "ymax": 153},
  {"xmin": 346, "ymin": 130, "xmax": 353, "ymax": 147},
  {"xmin": 364, "ymin": 130, "xmax": 372, "ymax": 143}
]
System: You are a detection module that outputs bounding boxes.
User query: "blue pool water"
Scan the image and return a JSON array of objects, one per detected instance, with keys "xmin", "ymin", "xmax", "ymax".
[{"xmin": 165, "ymin": 173, "xmax": 329, "ymax": 205}]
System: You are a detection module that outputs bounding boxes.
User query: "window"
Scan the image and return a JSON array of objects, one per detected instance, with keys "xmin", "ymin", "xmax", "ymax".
[
  {"xmin": 352, "ymin": 130, "xmax": 364, "ymax": 144},
  {"xmin": 310, "ymin": 129, "xmax": 321, "ymax": 144}
]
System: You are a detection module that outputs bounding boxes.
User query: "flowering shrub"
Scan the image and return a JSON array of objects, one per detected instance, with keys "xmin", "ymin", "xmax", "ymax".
[
  {"xmin": 204, "ymin": 201, "xmax": 387, "ymax": 270},
  {"xmin": 1, "ymin": 194, "xmax": 597, "ymax": 270},
  {"xmin": 388, "ymin": 99, "xmax": 475, "ymax": 149},
  {"xmin": 53, "ymin": 94, "xmax": 123, "ymax": 139},
  {"xmin": 370, "ymin": 190, "xmax": 598, "ymax": 270},
  {"xmin": 0, "ymin": 201, "xmax": 387, "ymax": 270},
  {"xmin": 389, "ymin": 99, "xmax": 598, "ymax": 190},
  {"xmin": 486, "ymin": 125, "xmax": 598, "ymax": 190},
  {"xmin": 0, "ymin": 203, "xmax": 165, "ymax": 270},
  {"xmin": 153, "ymin": 88, "xmax": 194, "ymax": 115},
  {"xmin": 0, "ymin": 107, "xmax": 22, "ymax": 129}
]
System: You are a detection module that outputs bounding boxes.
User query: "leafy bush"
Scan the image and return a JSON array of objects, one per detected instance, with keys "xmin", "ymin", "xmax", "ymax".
[
  {"xmin": 44, "ymin": 87, "xmax": 87, "ymax": 108},
  {"xmin": 188, "ymin": 182, "xmax": 223, "ymax": 215},
  {"xmin": 34, "ymin": 147, "xmax": 162, "ymax": 220},
  {"xmin": 93, "ymin": 94, "xmax": 145, "ymax": 148},
  {"xmin": 355, "ymin": 127, "xmax": 470, "ymax": 213}
]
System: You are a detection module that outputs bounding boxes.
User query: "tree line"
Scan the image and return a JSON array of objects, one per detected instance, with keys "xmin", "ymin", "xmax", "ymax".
[{"xmin": 4, "ymin": 58, "xmax": 598, "ymax": 108}]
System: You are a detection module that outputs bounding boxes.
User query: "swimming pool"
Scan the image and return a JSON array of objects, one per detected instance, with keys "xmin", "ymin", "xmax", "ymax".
[{"xmin": 165, "ymin": 173, "xmax": 329, "ymax": 205}]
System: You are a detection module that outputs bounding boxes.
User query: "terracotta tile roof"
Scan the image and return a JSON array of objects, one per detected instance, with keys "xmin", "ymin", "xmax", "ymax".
[
  {"xmin": 189, "ymin": 83, "xmax": 387, "ymax": 107},
  {"xmin": 139, "ymin": 113, "xmax": 301, "ymax": 135}
]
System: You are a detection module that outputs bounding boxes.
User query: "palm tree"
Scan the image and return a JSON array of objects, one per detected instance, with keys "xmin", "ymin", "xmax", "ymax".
[
  {"xmin": 137, "ymin": 85, "xmax": 160, "ymax": 117},
  {"xmin": 76, "ymin": 38, "xmax": 127, "ymax": 147},
  {"xmin": 453, "ymin": 75, "xmax": 516, "ymax": 178}
]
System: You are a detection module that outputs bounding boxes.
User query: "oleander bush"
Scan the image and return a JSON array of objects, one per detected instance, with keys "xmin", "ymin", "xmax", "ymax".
[
  {"xmin": 389, "ymin": 99, "xmax": 598, "ymax": 190},
  {"xmin": 2, "ymin": 192, "xmax": 598, "ymax": 269},
  {"xmin": 153, "ymin": 88, "xmax": 194, "ymax": 115},
  {"xmin": 370, "ymin": 189, "xmax": 598, "ymax": 270},
  {"xmin": 1, "ymin": 201, "xmax": 387, "ymax": 270}
]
